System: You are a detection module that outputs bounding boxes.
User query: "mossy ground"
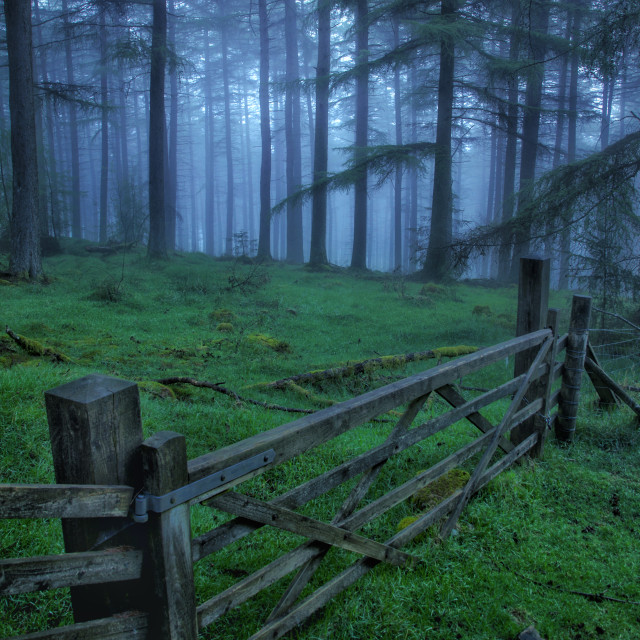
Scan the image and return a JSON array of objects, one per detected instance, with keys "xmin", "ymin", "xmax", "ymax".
[{"xmin": 1, "ymin": 243, "xmax": 639, "ymax": 639}]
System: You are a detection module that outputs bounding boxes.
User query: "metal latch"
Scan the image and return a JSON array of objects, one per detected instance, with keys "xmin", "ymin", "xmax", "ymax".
[{"xmin": 133, "ymin": 449, "xmax": 275, "ymax": 523}]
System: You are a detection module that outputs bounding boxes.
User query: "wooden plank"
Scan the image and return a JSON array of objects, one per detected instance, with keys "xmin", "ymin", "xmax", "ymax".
[
  {"xmin": 188, "ymin": 329, "xmax": 551, "ymax": 482},
  {"xmin": 441, "ymin": 335, "xmax": 552, "ymax": 539},
  {"xmin": 197, "ymin": 402, "xmax": 542, "ymax": 630},
  {"xmin": 266, "ymin": 395, "xmax": 429, "ymax": 621},
  {"xmin": 246, "ymin": 433, "xmax": 539, "ymax": 640},
  {"xmin": 435, "ymin": 384, "xmax": 513, "ymax": 453},
  {"xmin": 0, "ymin": 485, "xmax": 133, "ymax": 519},
  {"xmin": 584, "ymin": 357, "xmax": 640, "ymax": 417},
  {"xmin": 7, "ymin": 613, "xmax": 148, "ymax": 640},
  {"xmin": 212, "ymin": 492, "xmax": 413, "ymax": 567},
  {"xmin": 192, "ymin": 370, "xmax": 546, "ymax": 562},
  {"xmin": 585, "ymin": 342, "xmax": 619, "ymax": 407},
  {"xmin": 0, "ymin": 548, "xmax": 142, "ymax": 596},
  {"xmin": 44, "ymin": 375, "xmax": 145, "ymax": 621},
  {"xmin": 140, "ymin": 431, "xmax": 198, "ymax": 639}
]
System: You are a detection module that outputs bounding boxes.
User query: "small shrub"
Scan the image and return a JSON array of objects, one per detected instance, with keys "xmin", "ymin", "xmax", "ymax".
[
  {"xmin": 472, "ymin": 305, "xmax": 492, "ymax": 317},
  {"xmin": 216, "ymin": 322, "xmax": 234, "ymax": 333},
  {"xmin": 89, "ymin": 277, "xmax": 124, "ymax": 303}
]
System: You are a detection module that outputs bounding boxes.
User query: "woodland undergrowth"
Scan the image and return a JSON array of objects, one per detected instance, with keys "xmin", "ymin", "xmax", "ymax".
[{"xmin": 1, "ymin": 242, "xmax": 639, "ymax": 640}]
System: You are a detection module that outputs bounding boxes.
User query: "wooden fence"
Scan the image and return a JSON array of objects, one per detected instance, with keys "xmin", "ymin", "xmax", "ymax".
[{"xmin": 0, "ymin": 258, "xmax": 594, "ymax": 640}]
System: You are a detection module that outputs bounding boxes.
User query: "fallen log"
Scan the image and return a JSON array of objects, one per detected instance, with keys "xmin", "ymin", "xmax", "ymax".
[
  {"xmin": 249, "ymin": 346, "xmax": 478, "ymax": 390},
  {"xmin": 5, "ymin": 326, "xmax": 71, "ymax": 363},
  {"xmin": 154, "ymin": 376, "xmax": 313, "ymax": 414}
]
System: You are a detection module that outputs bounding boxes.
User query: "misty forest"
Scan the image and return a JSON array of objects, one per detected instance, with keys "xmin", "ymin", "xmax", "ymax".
[
  {"xmin": 1, "ymin": 0, "xmax": 640, "ymax": 296},
  {"xmin": 5, "ymin": 1, "xmax": 640, "ymax": 640}
]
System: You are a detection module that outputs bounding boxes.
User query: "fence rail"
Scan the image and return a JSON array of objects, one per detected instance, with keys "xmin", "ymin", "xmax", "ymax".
[{"xmin": 1, "ymin": 258, "xmax": 593, "ymax": 640}]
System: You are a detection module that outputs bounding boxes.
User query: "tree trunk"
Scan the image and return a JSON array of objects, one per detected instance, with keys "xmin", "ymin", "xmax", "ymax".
[
  {"xmin": 393, "ymin": 17, "xmax": 403, "ymax": 272},
  {"xmin": 497, "ymin": 0, "xmax": 521, "ymax": 281},
  {"xmin": 558, "ymin": 2, "xmax": 582, "ymax": 290},
  {"xmin": 61, "ymin": 0, "xmax": 81, "ymax": 239},
  {"xmin": 242, "ymin": 73, "xmax": 255, "ymax": 247},
  {"xmin": 165, "ymin": 0, "xmax": 178, "ymax": 252},
  {"xmin": 407, "ymin": 65, "xmax": 418, "ymax": 272},
  {"xmin": 284, "ymin": 0, "xmax": 304, "ymax": 263},
  {"xmin": 350, "ymin": 0, "xmax": 369, "ymax": 270},
  {"xmin": 99, "ymin": 8, "xmax": 109, "ymax": 244},
  {"xmin": 421, "ymin": 0, "xmax": 456, "ymax": 281},
  {"xmin": 309, "ymin": 0, "xmax": 331, "ymax": 267},
  {"xmin": 220, "ymin": 0, "xmax": 235, "ymax": 256},
  {"xmin": 6, "ymin": 0, "xmax": 42, "ymax": 278},
  {"xmin": 204, "ymin": 28, "xmax": 215, "ymax": 255},
  {"xmin": 256, "ymin": 0, "xmax": 272, "ymax": 260},
  {"xmin": 509, "ymin": 0, "xmax": 550, "ymax": 281},
  {"xmin": 147, "ymin": 0, "xmax": 167, "ymax": 259}
]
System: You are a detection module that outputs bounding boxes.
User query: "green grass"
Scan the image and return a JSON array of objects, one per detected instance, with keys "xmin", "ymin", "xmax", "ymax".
[{"xmin": 1, "ymin": 243, "xmax": 639, "ymax": 639}]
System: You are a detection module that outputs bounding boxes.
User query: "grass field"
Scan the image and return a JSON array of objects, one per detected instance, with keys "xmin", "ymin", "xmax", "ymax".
[{"xmin": 1, "ymin": 244, "xmax": 639, "ymax": 640}]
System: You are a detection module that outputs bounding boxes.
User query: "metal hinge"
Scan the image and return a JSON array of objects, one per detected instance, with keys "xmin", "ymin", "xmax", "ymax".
[{"xmin": 133, "ymin": 449, "xmax": 276, "ymax": 523}]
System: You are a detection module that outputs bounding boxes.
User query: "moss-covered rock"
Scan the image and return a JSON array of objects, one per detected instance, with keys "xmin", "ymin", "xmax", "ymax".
[
  {"xmin": 247, "ymin": 333, "xmax": 292, "ymax": 353},
  {"xmin": 210, "ymin": 308, "xmax": 237, "ymax": 322},
  {"xmin": 216, "ymin": 322, "xmax": 234, "ymax": 333},
  {"xmin": 411, "ymin": 468, "xmax": 470, "ymax": 510},
  {"xmin": 138, "ymin": 381, "xmax": 176, "ymax": 400}
]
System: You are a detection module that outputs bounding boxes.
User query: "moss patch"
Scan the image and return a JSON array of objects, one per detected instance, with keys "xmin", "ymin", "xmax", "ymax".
[
  {"xmin": 411, "ymin": 468, "xmax": 470, "ymax": 510},
  {"xmin": 216, "ymin": 322, "xmax": 234, "ymax": 333}
]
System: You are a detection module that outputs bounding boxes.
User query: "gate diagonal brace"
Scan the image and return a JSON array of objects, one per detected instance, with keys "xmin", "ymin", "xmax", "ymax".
[
  {"xmin": 133, "ymin": 449, "xmax": 276, "ymax": 523},
  {"xmin": 214, "ymin": 491, "xmax": 416, "ymax": 567}
]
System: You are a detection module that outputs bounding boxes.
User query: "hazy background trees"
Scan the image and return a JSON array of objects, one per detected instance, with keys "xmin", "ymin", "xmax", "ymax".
[{"xmin": 1, "ymin": 0, "xmax": 639, "ymax": 299}]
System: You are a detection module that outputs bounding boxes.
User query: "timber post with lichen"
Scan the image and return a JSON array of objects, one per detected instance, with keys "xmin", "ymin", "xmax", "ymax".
[{"xmin": 556, "ymin": 295, "xmax": 592, "ymax": 442}]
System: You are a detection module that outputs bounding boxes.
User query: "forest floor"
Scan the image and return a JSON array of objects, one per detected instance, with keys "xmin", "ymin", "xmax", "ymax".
[{"xmin": 1, "ymin": 242, "xmax": 640, "ymax": 640}]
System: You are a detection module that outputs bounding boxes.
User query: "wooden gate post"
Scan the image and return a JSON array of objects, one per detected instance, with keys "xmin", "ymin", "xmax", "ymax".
[
  {"xmin": 44, "ymin": 374, "xmax": 144, "ymax": 621},
  {"xmin": 511, "ymin": 256, "xmax": 550, "ymax": 445},
  {"xmin": 556, "ymin": 294, "xmax": 592, "ymax": 442},
  {"xmin": 140, "ymin": 431, "xmax": 198, "ymax": 639}
]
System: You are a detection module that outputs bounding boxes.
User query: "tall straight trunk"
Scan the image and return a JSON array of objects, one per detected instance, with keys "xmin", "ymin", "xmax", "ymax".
[
  {"xmin": 285, "ymin": 0, "xmax": 304, "ymax": 263},
  {"xmin": 32, "ymin": 1, "xmax": 48, "ymax": 236},
  {"xmin": 204, "ymin": 30, "xmax": 215, "ymax": 255},
  {"xmin": 99, "ymin": 8, "xmax": 109, "ymax": 244},
  {"xmin": 619, "ymin": 49, "xmax": 627, "ymax": 139},
  {"xmin": 497, "ymin": 0, "xmax": 522, "ymax": 280},
  {"xmin": 165, "ymin": 0, "xmax": 178, "ymax": 251},
  {"xmin": 6, "ymin": 0, "xmax": 41, "ymax": 277},
  {"xmin": 309, "ymin": 0, "xmax": 330, "ymax": 267},
  {"xmin": 147, "ymin": 0, "xmax": 167, "ymax": 258},
  {"xmin": 117, "ymin": 67, "xmax": 129, "ymax": 185},
  {"xmin": 242, "ymin": 75, "xmax": 255, "ymax": 247},
  {"xmin": 220, "ymin": 0, "xmax": 235, "ymax": 256},
  {"xmin": 256, "ymin": 0, "xmax": 272, "ymax": 259},
  {"xmin": 422, "ymin": 0, "xmax": 456, "ymax": 281},
  {"xmin": 509, "ymin": 0, "xmax": 550, "ymax": 281},
  {"xmin": 61, "ymin": 0, "xmax": 81, "ymax": 238},
  {"xmin": 407, "ymin": 65, "xmax": 418, "ymax": 272},
  {"xmin": 558, "ymin": 3, "xmax": 582, "ymax": 289},
  {"xmin": 600, "ymin": 75, "xmax": 614, "ymax": 151},
  {"xmin": 34, "ymin": 0, "xmax": 60, "ymax": 238},
  {"xmin": 393, "ymin": 18, "xmax": 403, "ymax": 272},
  {"xmin": 350, "ymin": 0, "xmax": 369, "ymax": 270}
]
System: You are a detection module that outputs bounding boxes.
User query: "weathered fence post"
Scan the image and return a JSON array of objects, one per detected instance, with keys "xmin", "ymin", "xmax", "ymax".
[
  {"xmin": 511, "ymin": 256, "xmax": 550, "ymax": 446},
  {"xmin": 531, "ymin": 308, "xmax": 559, "ymax": 458},
  {"xmin": 44, "ymin": 374, "xmax": 144, "ymax": 621},
  {"xmin": 556, "ymin": 295, "xmax": 592, "ymax": 442},
  {"xmin": 140, "ymin": 431, "xmax": 198, "ymax": 639}
]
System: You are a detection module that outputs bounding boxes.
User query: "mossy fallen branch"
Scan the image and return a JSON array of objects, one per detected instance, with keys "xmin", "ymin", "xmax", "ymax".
[
  {"xmin": 5, "ymin": 326, "xmax": 71, "ymax": 363},
  {"xmin": 154, "ymin": 376, "xmax": 313, "ymax": 414},
  {"xmin": 250, "ymin": 346, "xmax": 478, "ymax": 390}
]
